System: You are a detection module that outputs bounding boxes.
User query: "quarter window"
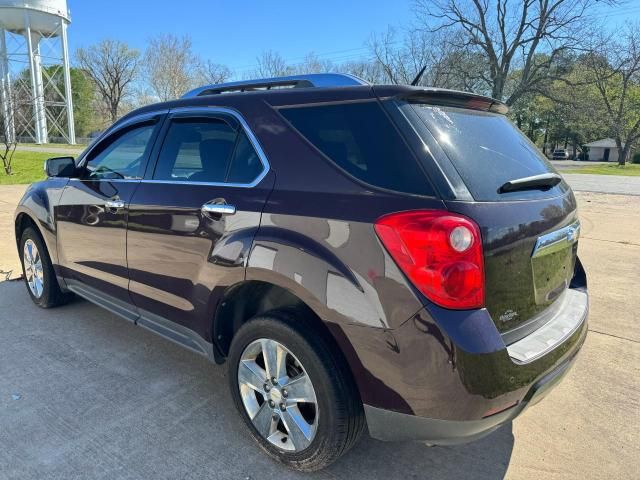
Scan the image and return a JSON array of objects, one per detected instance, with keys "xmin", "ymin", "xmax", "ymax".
[
  {"xmin": 279, "ymin": 101, "xmax": 433, "ymax": 195},
  {"xmin": 85, "ymin": 123, "xmax": 155, "ymax": 180},
  {"xmin": 227, "ymin": 131, "xmax": 263, "ymax": 184}
]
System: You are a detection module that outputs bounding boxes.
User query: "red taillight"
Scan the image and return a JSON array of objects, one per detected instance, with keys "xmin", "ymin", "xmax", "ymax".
[{"xmin": 374, "ymin": 210, "xmax": 484, "ymax": 309}]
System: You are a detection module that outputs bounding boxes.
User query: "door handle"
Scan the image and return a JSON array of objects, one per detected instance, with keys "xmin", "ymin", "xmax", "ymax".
[
  {"xmin": 105, "ymin": 199, "xmax": 125, "ymax": 209},
  {"xmin": 201, "ymin": 203, "xmax": 236, "ymax": 216}
]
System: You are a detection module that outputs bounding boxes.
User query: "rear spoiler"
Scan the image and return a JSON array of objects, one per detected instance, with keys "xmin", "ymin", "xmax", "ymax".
[{"xmin": 375, "ymin": 86, "xmax": 509, "ymax": 115}]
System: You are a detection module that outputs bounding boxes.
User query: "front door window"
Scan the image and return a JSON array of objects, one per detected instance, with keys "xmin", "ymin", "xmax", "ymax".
[{"xmin": 84, "ymin": 124, "xmax": 155, "ymax": 180}]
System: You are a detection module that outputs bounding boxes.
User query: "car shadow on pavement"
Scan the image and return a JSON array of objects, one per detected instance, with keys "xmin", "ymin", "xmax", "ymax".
[
  {"xmin": 0, "ymin": 282, "xmax": 513, "ymax": 480},
  {"xmin": 328, "ymin": 424, "xmax": 513, "ymax": 479}
]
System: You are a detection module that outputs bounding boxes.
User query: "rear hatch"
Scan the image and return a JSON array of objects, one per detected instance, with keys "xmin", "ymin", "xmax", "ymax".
[{"xmin": 398, "ymin": 98, "xmax": 579, "ymax": 334}]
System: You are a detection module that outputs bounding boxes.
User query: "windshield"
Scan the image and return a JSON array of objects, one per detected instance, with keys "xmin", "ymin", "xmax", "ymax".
[{"xmin": 409, "ymin": 103, "xmax": 564, "ymax": 201}]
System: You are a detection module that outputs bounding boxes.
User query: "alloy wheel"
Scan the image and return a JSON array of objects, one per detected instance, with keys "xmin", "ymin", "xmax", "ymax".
[
  {"xmin": 23, "ymin": 239, "xmax": 44, "ymax": 298},
  {"xmin": 238, "ymin": 338, "xmax": 319, "ymax": 452}
]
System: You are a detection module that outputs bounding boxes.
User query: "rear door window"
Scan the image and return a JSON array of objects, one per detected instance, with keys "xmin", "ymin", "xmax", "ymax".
[
  {"xmin": 408, "ymin": 103, "xmax": 562, "ymax": 201},
  {"xmin": 153, "ymin": 119, "xmax": 236, "ymax": 183},
  {"xmin": 279, "ymin": 101, "xmax": 433, "ymax": 196}
]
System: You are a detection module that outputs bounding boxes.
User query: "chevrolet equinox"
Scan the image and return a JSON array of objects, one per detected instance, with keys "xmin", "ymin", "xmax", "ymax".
[{"xmin": 15, "ymin": 73, "xmax": 588, "ymax": 471}]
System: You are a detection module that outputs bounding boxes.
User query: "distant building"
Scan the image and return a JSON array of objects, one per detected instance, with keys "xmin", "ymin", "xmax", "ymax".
[{"xmin": 584, "ymin": 138, "xmax": 623, "ymax": 162}]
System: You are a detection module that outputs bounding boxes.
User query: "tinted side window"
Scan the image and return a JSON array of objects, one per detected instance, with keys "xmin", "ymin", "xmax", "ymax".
[
  {"xmin": 154, "ymin": 119, "xmax": 236, "ymax": 183},
  {"xmin": 227, "ymin": 131, "xmax": 263, "ymax": 184},
  {"xmin": 85, "ymin": 123, "xmax": 155, "ymax": 179},
  {"xmin": 279, "ymin": 102, "xmax": 432, "ymax": 195}
]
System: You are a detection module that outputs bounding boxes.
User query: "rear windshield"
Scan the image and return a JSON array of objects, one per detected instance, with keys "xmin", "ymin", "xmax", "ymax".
[
  {"xmin": 279, "ymin": 101, "xmax": 434, "ymax": 196},
  {"xmin": 409, "ymin": 103, "xmax": 560, "ymax": 201}
]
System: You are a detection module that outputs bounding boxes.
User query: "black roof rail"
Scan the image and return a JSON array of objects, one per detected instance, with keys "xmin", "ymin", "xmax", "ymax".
[{"xmin": 182, "ymin": 73, "xmax": 370, "ymax": 98}]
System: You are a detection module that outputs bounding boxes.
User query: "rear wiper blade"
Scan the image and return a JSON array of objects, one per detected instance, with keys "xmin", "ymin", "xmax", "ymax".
[{"xmin": 498, "ymin": 173, "xmax": 562, "ymax": 193}]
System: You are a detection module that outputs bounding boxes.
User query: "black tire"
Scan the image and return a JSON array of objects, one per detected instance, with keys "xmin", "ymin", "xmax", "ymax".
[
  {"xmin": 19, "ymin": 226, "xmax": 73, "ymax": 308},
  {"xmin": 228, "ymin": 309, "xmax": 365, "ymax": 471}
]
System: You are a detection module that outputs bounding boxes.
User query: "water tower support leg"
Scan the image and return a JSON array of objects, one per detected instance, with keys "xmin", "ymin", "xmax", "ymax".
[
  {"xmin": 0, "ymin": 28, "xmax": 16, "ymax": 144},
  {"xmin": 60, "ymin": 21, "xmax": 75, "ymax": 145},
  {"xmin": 24, "ymin": 20, "xmax": 48, "ymax": 144}
]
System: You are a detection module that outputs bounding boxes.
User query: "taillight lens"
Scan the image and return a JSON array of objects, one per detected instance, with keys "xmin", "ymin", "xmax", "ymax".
[{"xmin": 374, "ymin": 210, "xmax": 484, "ymax": 309}]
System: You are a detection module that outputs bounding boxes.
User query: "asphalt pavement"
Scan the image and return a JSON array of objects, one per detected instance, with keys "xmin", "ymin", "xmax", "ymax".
[{"xmin": 562, "ymin": 174, "xmax": 640, "ymax": 196}]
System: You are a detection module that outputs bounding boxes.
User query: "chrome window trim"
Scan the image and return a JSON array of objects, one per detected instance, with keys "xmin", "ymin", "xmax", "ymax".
[
  {"xmin": 67, "ymin": 178, "xmax": 142, "ymax": 183},
  {"xmin": 74, "ymin": 106, "xmax": 271, "ymax": 188},
  {"xmin": 151, "ymin": 106, "xmax": 271, "ymax": 189},
  {"xmin": 139, "ymin": 179, "xmax": 264, "ymax": 188}
]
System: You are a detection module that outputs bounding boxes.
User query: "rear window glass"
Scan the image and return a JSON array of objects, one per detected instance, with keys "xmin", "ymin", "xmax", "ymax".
[
  {"xmin": 279, "ymin": 101, "xmax": 433, "ymax": 195},
  {"xmin": 409, "ymin": 104, "xmax": 559, "ymax": 201}
]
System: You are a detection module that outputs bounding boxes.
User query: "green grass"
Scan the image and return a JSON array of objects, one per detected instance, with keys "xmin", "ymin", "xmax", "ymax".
[
  {"xmin": 0, "ymin": 151, "xmax": 51, "ymax": 185},
  {"xmin": 566, "ymin": 164, "xmax": 640, "ymax": 176}
]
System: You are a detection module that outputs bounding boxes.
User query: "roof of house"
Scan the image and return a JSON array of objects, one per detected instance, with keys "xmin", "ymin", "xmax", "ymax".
[{"xmin": 584, "ymin": 138, "xmax": 624, "ymax": 148}]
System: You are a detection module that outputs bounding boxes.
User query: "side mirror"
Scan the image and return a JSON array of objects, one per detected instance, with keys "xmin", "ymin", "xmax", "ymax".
[{"xmin": 45, "ymin": 157, "xmax": 76, "ymax": 178}]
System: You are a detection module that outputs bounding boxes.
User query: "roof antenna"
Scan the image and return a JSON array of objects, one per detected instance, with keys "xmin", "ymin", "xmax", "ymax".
[{"xmin": 411, "ymin": 66, "xmax": 427, "ymax": 86}]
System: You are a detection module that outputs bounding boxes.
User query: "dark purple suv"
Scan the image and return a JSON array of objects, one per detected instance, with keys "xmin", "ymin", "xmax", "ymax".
[{"xmin": 15, "ymin": 74, "xmax": 588, "ymax": 471}]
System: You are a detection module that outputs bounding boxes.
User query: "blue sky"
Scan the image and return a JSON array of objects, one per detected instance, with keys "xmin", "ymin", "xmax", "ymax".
[
  {"xmin": 66, "ymin": 0, "xmax": 639, "ymax": 76},
  {"xmin": 67, "ymin": 0, "xmax": 415, "ymax": 75}
]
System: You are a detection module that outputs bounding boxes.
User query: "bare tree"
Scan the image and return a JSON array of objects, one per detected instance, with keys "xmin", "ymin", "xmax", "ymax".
[
  {"xmin": 370, "ymin": 27, "xmax": 414, "ymax": 84},
  {"xmin": 253, "ymin": 50, "xmax": 293, "ymax": 78},
  {"xmin": 196, "ymin": 60, "xmax": 232, "ymax": 85},
  {"xmin": 0, "ymin": 124, "xmax": 17, "ymax": 175},
  {"xmin": 341, "ymin": 59, "xmax": 386, "ymax": 84},
  {"xmin": 583, "ymin": 24, "xmax": 640, "ymax": 165},
  {"xmin": 0, "ymin": 141, "xmax": 16, "ymax": 175},
  {"xmin": 76, "ymin": 40, "xmax": 140, "ymax": 122},
  {"xmin": 416, "ymin": 0, "xmax": 613, "ymax": 105},
  {"xmin": 144, "ymin": 34, "xmax": 201, "ymax": 101},
  {"xmin": 293, "ymin": 52, "xmax": 335, "ymax": 74},
  {"xmin": 370, "ymin": 26, "xmax": 488, "ymax": 90},
  {"xmin": 245, "ymin": 49, "xmax": 388, "ymax": 83},
  {"xmin": 249, "ymin": 50, "xmax": 341, "ymax": 78},
  {"xmin": 1, "ymin": 85, "xmax": 17, "ymax": 175}
]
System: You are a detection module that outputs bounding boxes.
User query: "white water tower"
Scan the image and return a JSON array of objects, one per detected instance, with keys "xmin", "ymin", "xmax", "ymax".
[{"xmin": 0, "ymin": 0, "xmax": 75, "ymax": 144}]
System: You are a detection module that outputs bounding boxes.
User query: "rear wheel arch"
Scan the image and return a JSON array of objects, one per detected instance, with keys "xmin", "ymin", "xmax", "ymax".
[
  {"xmin": 214, "ymin": 281, "xmax": 328, "ymax": 356},
  {"xmin": 213, "ymin": 281, "xmax": 363, "ymax": 403}
]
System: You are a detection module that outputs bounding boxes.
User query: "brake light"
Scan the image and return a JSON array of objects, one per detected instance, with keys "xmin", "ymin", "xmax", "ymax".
[{"xmin": 374, "ymin": 210, "xmax": 484, "ymax": 309}]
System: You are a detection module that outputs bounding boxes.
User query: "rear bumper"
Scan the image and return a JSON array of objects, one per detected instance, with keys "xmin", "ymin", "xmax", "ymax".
[
  {"xmin": 365, "ymin": 344, "xmax": 580, "ymax": 443},
  {"xmin": 359, "ymin": 281, "xmax": 588, "ymax": 443}
]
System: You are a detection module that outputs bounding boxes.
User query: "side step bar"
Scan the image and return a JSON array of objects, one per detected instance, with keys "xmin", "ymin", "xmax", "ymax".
[{"xmin": 66, "ymin": 280, "xmax": 224, "ymax": 364}]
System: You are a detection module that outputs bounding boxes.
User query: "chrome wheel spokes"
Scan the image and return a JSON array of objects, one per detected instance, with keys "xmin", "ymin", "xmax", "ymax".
[
  {"xmin": 23, "ymin": 239, "xmax": 44, "ymax": 298},
  {"xmin": 238, "ymin": 338, "xmax": 318, "ymax": 452}
]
